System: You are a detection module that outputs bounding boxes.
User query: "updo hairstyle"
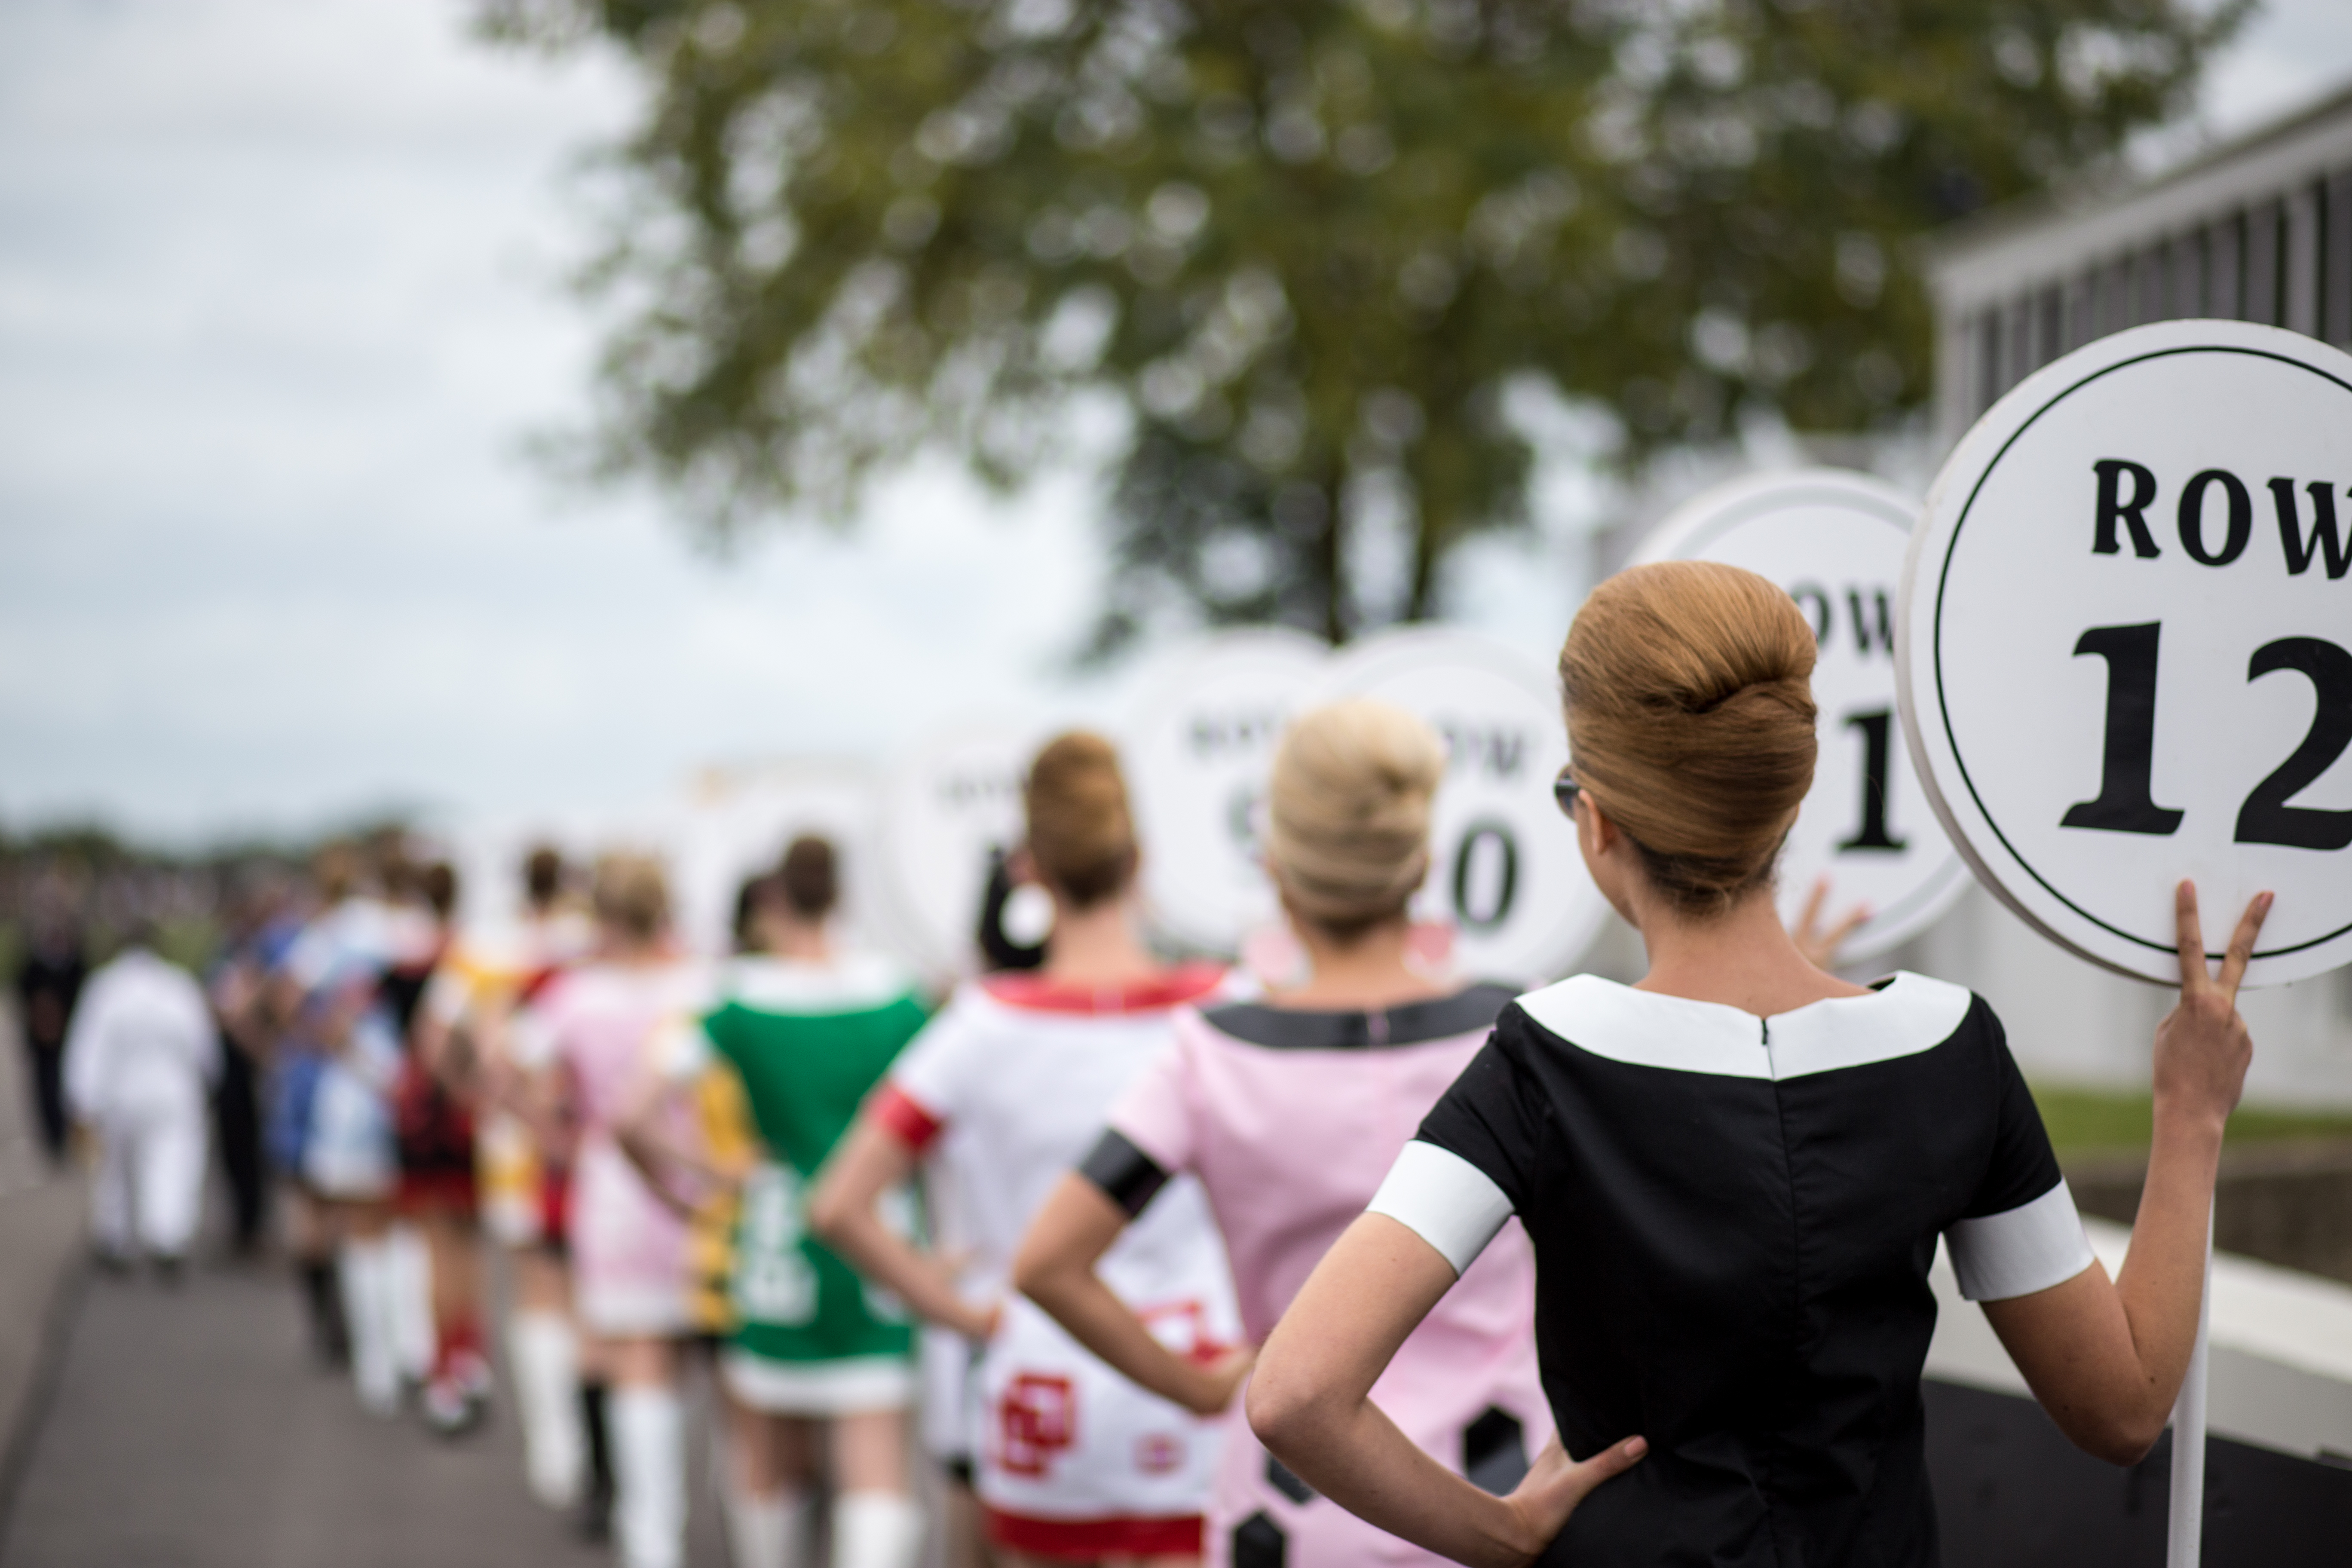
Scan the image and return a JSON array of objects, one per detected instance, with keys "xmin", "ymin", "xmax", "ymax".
[
  {"xmin": 592, "ymin": 852, "xmax": 672, "ymax": 943},
  {"xmin": 1023, "ymin": 732, "xmax": 1138, "ymax": 909},
  {"xmin": 778, "ymin": 835, "xmax": 839, "ymax": 919},
  {"xmin": 1265, "ymin": 699, "xmax": 1446, "ymax": 941},
  {"xmin": 1559, "ymin": 560, "xmax": 1818, "ymax": 918}
]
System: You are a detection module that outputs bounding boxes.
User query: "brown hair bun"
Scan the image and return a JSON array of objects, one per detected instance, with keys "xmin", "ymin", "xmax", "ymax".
[
  {"xmin": 1560, "ymin": 559, "xmax": 1818, "ymax": 916},
  {"xmin": 778, "ymin": 835, "xmax": 839, "ymax": 919},
  {"xmin": 1024, "ymin": 732, "xmax": 1137, "ymax": 909},
  {"xmin": 1265, "ymin": 699, "xmax": 1445, "ymax": 939}
]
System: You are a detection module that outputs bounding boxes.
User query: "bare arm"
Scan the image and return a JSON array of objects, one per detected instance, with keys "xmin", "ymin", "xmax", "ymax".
[
  {"xmin": 808, "ymin": 1113, "xmax": 995, "ymax": 1341},
  {"xmin": 1249, "ymin": 1213, "xmax": 1645, "ymax": 1568},
  {"xmin": 613, "ymin": 1070, "xmax": 747, "ymax": 1222},
  {"xmin": 1013, "ymin": 1172, "xmax": 1252, "ymax": 1415},
  {"xmin": 1981, "ymin": 882, "xmax": 2269, "ymax": 1465}
]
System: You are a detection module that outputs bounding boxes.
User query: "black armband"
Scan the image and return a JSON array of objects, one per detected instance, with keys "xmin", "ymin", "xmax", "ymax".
[{"xmin": 1077, "ymin": 1128, "xmax": 1172, "ymax": 1218}]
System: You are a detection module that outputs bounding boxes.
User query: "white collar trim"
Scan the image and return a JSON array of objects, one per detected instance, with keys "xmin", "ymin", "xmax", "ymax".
[
  {"xmin": 722, "ymin": 952, "xmax": 912, "ymax": 1014},
  {"xmin": 1514, "ymin": 971, "xmax": 1974, "ymax": 1081}
]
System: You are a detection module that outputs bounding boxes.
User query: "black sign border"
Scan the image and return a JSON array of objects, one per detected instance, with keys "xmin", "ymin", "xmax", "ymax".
[{"xmin": 1933, "ymin": 342, "xmax": 2352, "ymax": 962}]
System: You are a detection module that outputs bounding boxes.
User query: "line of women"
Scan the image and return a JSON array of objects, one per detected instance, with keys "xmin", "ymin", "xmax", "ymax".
[
  {"xmin": 250, "ymin": 555, "xmax": 2272, "ymax": 1568},
  {"xmin": 800, "ymin": 558, "xmax": 2261, "ymax": 1568}
]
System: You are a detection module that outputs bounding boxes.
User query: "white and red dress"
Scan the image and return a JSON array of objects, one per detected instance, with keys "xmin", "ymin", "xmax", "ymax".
[{"xmin": 875, "ymin": 966, "xmax": 1241, "ymax": 1560}]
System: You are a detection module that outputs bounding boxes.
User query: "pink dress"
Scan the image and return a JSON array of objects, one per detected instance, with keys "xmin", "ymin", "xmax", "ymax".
[
  {"xmin": 516, "ymin": 959, "xmax": 709, "ymax": 1337},
  {"xmin": 1093, "ymin": 983, "xmax": 1550, "ymax": 1568}
]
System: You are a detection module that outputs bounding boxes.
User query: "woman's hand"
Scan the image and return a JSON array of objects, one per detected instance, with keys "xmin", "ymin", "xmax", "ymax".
[
  {"xmin": 2151, "ymin": 881, "xmax": 2269, "ymax": 1140},
  {"xmin": 1789, "ymin": 876, "xmax": 1870, "ymax": 971},
  {"xmin": 1013, "ymin": 1170, "xmax": 1250, "ymax": 1414},
  {"xmin": 921, "ymin": 1250, "xmax": 1000, "ymax": 1343},
  {"xmin": 1184, "ymin": 1341, "xmax": 1257, "ymax": 1417},
  {"xmin": 1496, "ymin": 1433, "xmax": 1649, "ymax": 1565}
]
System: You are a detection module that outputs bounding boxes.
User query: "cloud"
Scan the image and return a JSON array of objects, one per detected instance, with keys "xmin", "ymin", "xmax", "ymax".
[{"xmin": 0, "ymin": 0, "xmax": 1124, "ymax": 844}]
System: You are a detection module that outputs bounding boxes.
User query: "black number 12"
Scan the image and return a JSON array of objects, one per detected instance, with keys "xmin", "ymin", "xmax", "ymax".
[{"xmin": 2064, "ymin": 622, "xmax": 2352, "ymax": 850}]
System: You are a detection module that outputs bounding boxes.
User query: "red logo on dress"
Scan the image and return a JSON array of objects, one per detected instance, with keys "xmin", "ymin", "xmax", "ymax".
[{"xmin": 996, "ymin": 1373, "xmax": 1077, "ymax": 1477}]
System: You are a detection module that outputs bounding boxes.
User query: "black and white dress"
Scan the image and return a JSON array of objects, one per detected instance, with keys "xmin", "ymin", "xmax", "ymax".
[{"xmin": 1366, "ymin": 971, "xmax": 2092, "ymax": 1567}]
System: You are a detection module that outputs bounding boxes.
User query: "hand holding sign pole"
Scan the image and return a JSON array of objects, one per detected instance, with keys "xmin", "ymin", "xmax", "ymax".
[{"xmin": 1900, "ymin": 318, "xmax": 2347, "ymax": 1567}]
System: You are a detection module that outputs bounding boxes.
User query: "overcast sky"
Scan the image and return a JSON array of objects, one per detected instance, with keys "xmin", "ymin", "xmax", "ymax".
[{"xmin": 3, "ymin": 0, "xmax": 2349, "ymax": 847}]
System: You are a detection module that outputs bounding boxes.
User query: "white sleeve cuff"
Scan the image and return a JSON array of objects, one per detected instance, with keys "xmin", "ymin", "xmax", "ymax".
[
  {"xmin": 1946, "ymin": 1178, "xmax": 2097, "ymax": 1301},
  {"xmin": 1366, "ymin": 1141, "xmax": 1516, "ymax": 1276}
]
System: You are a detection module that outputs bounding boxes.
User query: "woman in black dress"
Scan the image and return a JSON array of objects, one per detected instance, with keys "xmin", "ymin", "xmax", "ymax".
[{"xmin": 1246, "ymin": 560, "xmax": 2270, "ymax": 1567}]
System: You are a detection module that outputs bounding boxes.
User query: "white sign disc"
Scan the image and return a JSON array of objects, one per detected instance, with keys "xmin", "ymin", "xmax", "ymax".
[
  {"xmin": 875, "ymin": 726, "xmax": 1040, "ymax": 978},
  {"xmin": 1312, "ymin": 628, "xmax": 1608, "ymax": 984},
  {"xmin": 1900, "ymin": 319, "xmax": 2352, "ymax": 986},
  {"xmin": 1632, "ymin": 470, "xmax": 1968, "ymax": 960},
  {"xmin": 1123, "ymin": 629, "xmax": 1330, "ymax": 954}
]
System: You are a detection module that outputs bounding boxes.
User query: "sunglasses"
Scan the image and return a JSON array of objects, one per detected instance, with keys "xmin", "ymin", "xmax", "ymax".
[{"xmin": 1552, "ymin": 769, "xmax": 1582, "ymax": 819}]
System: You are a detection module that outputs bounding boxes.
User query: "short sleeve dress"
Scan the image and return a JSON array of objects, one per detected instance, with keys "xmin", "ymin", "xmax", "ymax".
[
  {"xmin": 1080, "ymin": 983, "xmax": 1552, "ymax": 1568},
  {"xmin": 686, "ymin": 952, "xmax": 932, "ymax": 1414},
  {"xmin": 512, "ymin": 958, "xmax": 711, "ymax": 1338},
  {"xmin": 872, "ymin": 965, "xmax": 1242, "ymax": 1561},
  {"xmin": 1366, "ymin": 971, "xmax": 2095, "ymax": 1567}
]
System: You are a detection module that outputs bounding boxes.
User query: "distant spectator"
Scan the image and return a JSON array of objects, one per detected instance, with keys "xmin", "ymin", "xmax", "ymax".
[
  {"xmin": 208, "ymin": 878, "xmax": 301, "ymax": 1258},
  {"xmin": 65, "ymin": 928, "xmax": 220, "ymax": 1276},
  {"xmin": 15, "ymin": 907, "xmax": 89, "ymax": 1167}
]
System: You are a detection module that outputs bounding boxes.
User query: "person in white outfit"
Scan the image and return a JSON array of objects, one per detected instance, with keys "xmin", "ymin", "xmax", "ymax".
[{"xmin": 64, "ymin": 936, "xmax": 220, "ymax": 1273}]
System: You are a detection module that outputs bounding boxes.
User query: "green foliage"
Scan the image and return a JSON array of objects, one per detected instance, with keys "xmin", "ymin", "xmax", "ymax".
[
  {"xmin": 2033, "ymin": 1081, "xmax": 2352, "ymax": 1156},
  {"xmin": 481, "ymin": 0, "xmax": 2243, "ymax": 645}
]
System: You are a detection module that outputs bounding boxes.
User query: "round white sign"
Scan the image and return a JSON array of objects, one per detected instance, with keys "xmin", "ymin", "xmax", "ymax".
[
  {"xmin": 1312, "ymin": 628, "xmax": 1609, "ymax": 985},
  {"xmin": 874, "ymin": 726, "xmax": 1040, "ymax": 978},
  {"xmin": 1123, "ymin": 629, "xmax": 1330, "ymax": 955},
  {"xmin": 1632, "ymin": 470, "xmax": 1968, "ymax": 961},
  {"xmin": 1900, "ymin": 319, "xmax": 2352, "ymax": 986}
]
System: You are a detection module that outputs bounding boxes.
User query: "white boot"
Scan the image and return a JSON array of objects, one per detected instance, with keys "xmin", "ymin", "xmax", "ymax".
[
  {"xmin": 609, "ymin": 1384, "xmax": 686, "ymax": 1568},
  {"xmin": 386, "ymin": 1224, "xmax": 436, "ymax": 1385},
  {"xmin": 339, "ymin": 1237, "xmax": 399, "ymax": 1416},
  {"xmin": 508, "ymin": 1310, "xmax": 583, "ymax": 1507},
  {"xmin": 831, "ymin": 1491, "xmax": 923, "ymax": 1568},
  {"xmin": 725, "ymin": 1484, "xmax": 811, "ymax": 1568}
]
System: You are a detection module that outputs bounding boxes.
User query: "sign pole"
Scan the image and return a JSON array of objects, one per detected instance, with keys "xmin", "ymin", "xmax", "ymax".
[{"xmin": 2167, "ymin": 1219, "xmax": 2213, "ymax": 1568}]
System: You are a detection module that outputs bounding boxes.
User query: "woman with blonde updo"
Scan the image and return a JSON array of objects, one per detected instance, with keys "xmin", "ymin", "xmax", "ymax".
[
  {"xmin": 1013, "ymin": 700, "xmax": 1550, "ymax": 1568},
  {"xmin": 813, "ymin": 733, "xmax": 1242, "ymax": 1568},
  {"xmin": 1246, "ymin": 562, "xmax": 2273, "ymax": 1567}
]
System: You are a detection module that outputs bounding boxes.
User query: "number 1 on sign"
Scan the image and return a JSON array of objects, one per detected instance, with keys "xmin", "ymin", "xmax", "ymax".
[{"xmin": 2064, "ymin": 624, "xmax": 2352, "ymax": 846}]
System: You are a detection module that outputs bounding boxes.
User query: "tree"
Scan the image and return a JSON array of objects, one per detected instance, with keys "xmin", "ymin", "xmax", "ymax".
[{"xmin": 481, "ymin": 0, "xmax": 2244, "ymax": 647}]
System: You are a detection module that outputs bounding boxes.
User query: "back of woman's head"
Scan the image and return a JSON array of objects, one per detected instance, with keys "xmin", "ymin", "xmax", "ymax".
[
  {"xmin": 1023, "ymin": 732, "xmax": 1137, "ymax": 909},
  {"xmin": 777, "ymin": 835, "xmax": 839, "ymax": 920},
  {"xmin": 1266, "ymin": 699, "xmax": 1446, "ymax": 940},
  {"xmin": 523, "ymin": 845, "xmax": 566, "ymax": 910},
  {"xmin": 592, "ymin": 852, "xmax": 671, "ymax": 943},
  {"xmin": 1560, "ymin": 560, "xmax": 1818, "ymax": 917}
]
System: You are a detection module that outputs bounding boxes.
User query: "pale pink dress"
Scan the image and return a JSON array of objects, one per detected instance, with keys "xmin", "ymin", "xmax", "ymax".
[
  {"xmin": 1102, "ymin": 983, "xmax": 1551, "ymax": 1568},
  {"xmin": 517, "ymin": 959, "xmax": 709, "ymax": 1337}
]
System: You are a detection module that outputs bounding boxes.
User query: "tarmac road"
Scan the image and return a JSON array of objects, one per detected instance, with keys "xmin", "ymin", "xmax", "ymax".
[{"xmin": 0, "ymin": 1252, "xmax": 729, "ymax": 1568}]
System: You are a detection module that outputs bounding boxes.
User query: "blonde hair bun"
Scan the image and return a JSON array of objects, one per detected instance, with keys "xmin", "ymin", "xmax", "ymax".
[
  {"xmin": 592, "ymin": 851, "xmax": 672, "ymax": 941},
  {"xmin": 1559, "ymin": 559, "xmax": 1818, "ymax": 915},
  {"xmin": 1265, "ymin": 698, "xmax": 1446, "ymax": 937},
  {"xmin": 1024, "ymin": 732, "xmax": 1139, "ymax": 908}
]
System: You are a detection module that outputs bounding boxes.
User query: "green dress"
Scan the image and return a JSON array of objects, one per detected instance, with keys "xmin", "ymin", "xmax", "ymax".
[{"xmin": 696, "ymin": 952, "xmax": 930, "ymax": 1413}]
